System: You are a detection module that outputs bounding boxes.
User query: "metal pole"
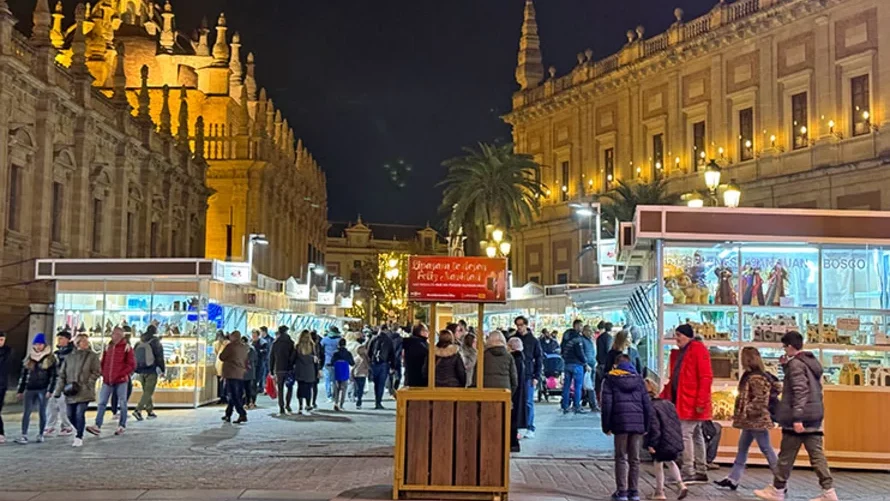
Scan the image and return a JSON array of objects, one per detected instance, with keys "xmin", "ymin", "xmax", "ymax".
[
  {"xmin": 476, "ymin": 303, "xmax": 485, "ymax": 388},
  {"xmin": 428, "ymin": 303, "xmax": 437, "ymax": 388}
]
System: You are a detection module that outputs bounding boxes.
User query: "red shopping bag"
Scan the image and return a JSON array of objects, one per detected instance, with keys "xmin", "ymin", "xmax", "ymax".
[{"xmin": 265, "ymin": 374, "xmax": 278, "ymax": 400}]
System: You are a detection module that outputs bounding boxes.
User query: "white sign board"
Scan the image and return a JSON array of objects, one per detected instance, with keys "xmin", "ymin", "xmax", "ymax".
[
  {"xmin": 213, "ymin": 261, "xmax": 251, "ymax": 285},
  {"xmin": 285, "ymin": 278, "xmax": 310, "ymax": 300},
  {"xmin": 597, "ymin": 239, "xmax": 619, "ymax": 266},
  {"xmin": 316, "ymin": 292, "xmax": 336, "ymax": 305}
]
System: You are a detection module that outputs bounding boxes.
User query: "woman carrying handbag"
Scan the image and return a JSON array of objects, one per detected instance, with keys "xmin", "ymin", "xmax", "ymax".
[{"xmin": 54, "ymin": 333, "xmax": 101, "ymax": 447}]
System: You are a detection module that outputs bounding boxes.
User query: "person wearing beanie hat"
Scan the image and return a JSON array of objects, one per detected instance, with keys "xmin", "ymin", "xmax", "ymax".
[
  {"xmin": 660, "ymin": 324, "xmax": 713, "ymax": 484},
  {"xmin": 15, "ymin": 333, "xmax": 57, "ymax": 444},
  {"xmin": 45, "ymin": 331, "xmax": 75, "ymax": 437},
  {"xmin": 0, "ymin": 331, "xmax": 10, "ymax": 443}
]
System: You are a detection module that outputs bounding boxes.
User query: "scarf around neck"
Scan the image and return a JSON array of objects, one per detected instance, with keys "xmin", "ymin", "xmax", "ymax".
[{"xmin": 29, "ymin": 344, "xmax": 51, "ymax": 362}]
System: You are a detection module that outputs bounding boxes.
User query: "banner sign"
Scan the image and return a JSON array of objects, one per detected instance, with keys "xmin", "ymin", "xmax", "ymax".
[
  {"xmin": 407, "ymin": 256, "xmax": 508, "ymax": 303},
  {"xmin": 213, "ymin": 261, "xmax": 251, "ymax": 285}
]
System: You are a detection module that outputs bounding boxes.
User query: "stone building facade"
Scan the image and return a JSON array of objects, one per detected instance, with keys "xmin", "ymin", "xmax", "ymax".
[
  {"xmin": 504, "ymin": 0, "xmax": 890, "ymax": 286},
  {"xmin": 48, "ymin": 0, "xmax": 328, "ymax": 281},
  {"xmin": 0, "ymin": 0, "xmax": 209, "ymax": 343},
  {"xmin": 326, "ymin": 217, "xmax": 446, "ymax": 287}
]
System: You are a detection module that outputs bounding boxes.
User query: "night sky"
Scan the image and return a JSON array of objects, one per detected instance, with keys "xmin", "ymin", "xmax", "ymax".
[{"xmin": 10, "ymin": 0, "xmax": 717, "ymax": 226}]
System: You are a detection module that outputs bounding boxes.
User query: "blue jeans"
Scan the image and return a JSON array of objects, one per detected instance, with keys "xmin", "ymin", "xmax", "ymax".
[
  {"xmin": 526, "ymin": 379, "xmax": 536, "ymax": 431},
  {"xmin": 96, "ymin": 382, "xmax": 129, "ymax": 429},
  {"xmin": 561, "ymin": 364, "xmax": 584, "ymax": 411},
  {"xmin": 324, "ymin": 365, "xmax": 336, "ymax": 399},
  {"xmin": 728, "ymin": 428, "xmax": 778, "ymax": 483},
  {"xmin": 66, "ymin": 402, "xmax": 88, "ymax": 439},
  {"xmin": 22, "ymin": 390, "xmax": 47, "ymax": 436},
  {"xmin": 371, "ymin": 363, "xmax": 389, "ymax": 406},
  {"xmin": 354, "ymin": 376, "xmax": 367, "ymax": 407}
]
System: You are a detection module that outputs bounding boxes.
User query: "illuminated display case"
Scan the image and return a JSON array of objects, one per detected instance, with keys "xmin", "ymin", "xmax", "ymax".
[{"xmin": 639, "ymin": 205, "xmax": 890, "ymax": 470}]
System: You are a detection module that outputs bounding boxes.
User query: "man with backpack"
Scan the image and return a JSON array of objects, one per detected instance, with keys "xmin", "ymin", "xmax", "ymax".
[
  {"xmin": 132, "ymin": 324, "xmax": 165, "ymax": 421},
  {"xmin": 367, "ymin": 326, "xmax": 395, "ymax": 410}
]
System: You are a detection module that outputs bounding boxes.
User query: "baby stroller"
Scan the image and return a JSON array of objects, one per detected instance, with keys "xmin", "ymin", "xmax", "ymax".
[{"xmin": 540, "ymin": 353, "xmax": 565, "ymax": 402}]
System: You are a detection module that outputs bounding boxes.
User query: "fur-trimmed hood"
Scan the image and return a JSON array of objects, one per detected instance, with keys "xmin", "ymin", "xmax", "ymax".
[{"xmin": 435, "ymin": 344, "xmax": 459, "ymax": 358}]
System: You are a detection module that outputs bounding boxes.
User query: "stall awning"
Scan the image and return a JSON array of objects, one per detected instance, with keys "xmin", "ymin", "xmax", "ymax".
[{"xmin": 567, "ymin": 281, "xmax": 655, "ymax": 310}]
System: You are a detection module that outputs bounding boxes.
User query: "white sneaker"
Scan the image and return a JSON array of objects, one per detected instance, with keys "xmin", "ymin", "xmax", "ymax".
[
  {"xmin": 810, "ymin": 489, "xmax": 838, "ymax": 501},
  {"xmin": 14, "ymin": 436, "xmax": 28, "ymax": 445},
  {"xmin": 36, "ymin": 435, "xmax": 45, "ymax": 443},
  {"xmin": 523, "ymin": 430, "xmax": 536, "ymax": 439},
  {"xmin": 754, "ymin": 485, "xmax": 785, "ymax": 501},
  {"xmin": 304, "ymin": 408, "xmax": 312, "ymax": 416},
  {"xmin": 72, "ymin": 438, "xmax": 83, "ymax": 447}
]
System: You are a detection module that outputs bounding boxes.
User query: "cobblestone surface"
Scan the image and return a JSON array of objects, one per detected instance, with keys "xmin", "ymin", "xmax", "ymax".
[{"xmin": 1, "ymin": 398, "xmax": 888, "ymax": 500}]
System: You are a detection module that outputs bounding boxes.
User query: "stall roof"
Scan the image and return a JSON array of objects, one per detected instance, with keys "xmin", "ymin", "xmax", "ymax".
[{"xmin": 567, "ymin": 281, "xmax": 655, "ymax": 310}]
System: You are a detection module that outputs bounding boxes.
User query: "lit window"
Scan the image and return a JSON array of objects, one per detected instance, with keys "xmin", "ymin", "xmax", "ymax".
[
  {"xmin": 604, "ymin": 148, "xmax": 614, "ymax": 190},
  {"xmin": 851, "ymin": 75, "xmax": 870, "ymax": 137},
  {"xmin": 739, "ymin": 108, "xmax": 754, "ymax": 161},
  {"xmin": 7, "ymin": 165, "xmax": 22, "ymax": 232},
  {"xmin": 693, "ymin": 121, "xmax": 706, "ymax": 171},
  {"xmin": 652, "ymin": 134, "xmax": 664, "ymax": 178},
  {"xmin": 791, "ymin": 92, "xmax": 808, "ymax": 150}
]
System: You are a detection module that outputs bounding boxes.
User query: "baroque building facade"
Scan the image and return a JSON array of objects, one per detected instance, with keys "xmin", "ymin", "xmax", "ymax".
[
  {"xmin": 0, "ymin": 0, "xmax": 209, "ymax": 344},
  {"xmin": 49, "ymin": 0, "xmax": 328, "ymax": 281},
  {"xmin": 504, "ymin": 0, "xmax": 890, "ymax": 286}
]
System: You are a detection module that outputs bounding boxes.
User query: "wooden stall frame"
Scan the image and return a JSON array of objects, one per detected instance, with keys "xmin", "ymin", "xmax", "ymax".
[{"xmin": 394, "ymin": 302, "xmax": 512, "ymax": 501}]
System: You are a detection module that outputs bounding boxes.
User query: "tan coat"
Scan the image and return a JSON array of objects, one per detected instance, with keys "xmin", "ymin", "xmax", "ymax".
[
  {"xmin": 55, "ymin": 348, "xmax": 101, "ymax": 404},
  {"xmin": 732, "ymin": 371, "xmax": 778, "ymax": 430}
]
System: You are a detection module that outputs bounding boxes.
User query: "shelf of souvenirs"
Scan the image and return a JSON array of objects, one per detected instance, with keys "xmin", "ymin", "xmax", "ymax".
[
  {"xmin": 683, "ymin": 339, "xmax": 890, "ymax": 352},
  {"xmin": 664, "ymin": 304, "xmax": 890, "ymax": 314}
]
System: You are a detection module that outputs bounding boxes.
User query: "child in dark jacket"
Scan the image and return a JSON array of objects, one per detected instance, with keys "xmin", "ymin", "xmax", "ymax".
[
  {"xmin": 330, "ymin": 338, "xmax": 354, "ymax": 411},
  {"xmin": 602, "ymin": 354, "xmax": 652, "ymax": 501},
  {"xmin": 644, "ymin": 379, "xmax": 688, "ymax": 500}
]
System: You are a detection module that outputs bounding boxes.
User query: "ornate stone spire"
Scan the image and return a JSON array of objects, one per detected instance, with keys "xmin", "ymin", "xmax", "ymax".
[
  {"xmin": 137, "ymin": 64, "xmax": 151, "ymax": 120},
  {"xmin": 255, "ymin": 88, "xmax": 267, "ymax": 136},
  {"xmin": 177, "ymin": 87, "xmax": 189, "ymax": 143},
  {"xmin": 194, "ymin": 116, "xmax": 205, "ymax": 160},
  {"xmin": 195, "ymin": 16, "xmax": 210, "ymax": 56},
  {"xmin": 229, "ymin": 31, "xmax": 243, "ymax": 88},
  {"xmin": 160, "ymin": 84, "xmax": 172, "ymax": 136},
  {"xmin": 32, "ymin": 0, "xmax": 52, "ymax": 45},
  {"xmin": 70, "ymin": 4, "xmax": 87, "ymax": 73},
  {"xmin": 244, "ymin": 52, "xmax": 257, "ymax": 101},
  {"xmin": 50, "ymin": 1, "xmax": 64, "ymax": 48},
  {"xmin": 212, "ymin": 13, "xmax": 229, "ymax": 66},
  {"xmin": 238, "ymin": 84, "xmax": 250, "ymax": 135},
  {"xmin": 273, "ymin": 109, "xmax": 282, "ymax": 145},
  {"xmin": 112, "ymin": 41, "xmax": 127, "ymax": 104},
  {"xmin": 265, "ymin": 98, "xmax": 275, "ymax": 138},
  {"xmin": 160, "ymin": 0, "xmax": 175, "ymax": 52},
  {"xmin": 515, "ymin": 0, "xmax": 544, "ymax": 90}
]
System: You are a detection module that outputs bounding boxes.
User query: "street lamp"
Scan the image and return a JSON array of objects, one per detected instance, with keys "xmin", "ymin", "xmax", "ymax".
[
  {"xmin": 723, "ymin": 179, "xmax": 741, "ymax": 208},
  {"xmin": 686, "ymin": 192, "xmax": 704, "ymax": 208},
  {"xmin": 704, "ymin": 160, "xmax": 722, "ymax": 192},
  {"xmin": 482, "ymin": 227, "xmax": 511, "ymax": 258}
]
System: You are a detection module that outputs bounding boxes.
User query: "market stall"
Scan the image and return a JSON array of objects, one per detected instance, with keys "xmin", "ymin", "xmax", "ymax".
[
  {"xmin": 35, "ymin": 258, "xmax": 321, "ymax": 408},
  {"xmin": 451, "ymin": 282, "xmax": 572, "ymax": 333},
  {"xmin": 633, "ymin": 205, "xmax": 890, "ymax": 470}
]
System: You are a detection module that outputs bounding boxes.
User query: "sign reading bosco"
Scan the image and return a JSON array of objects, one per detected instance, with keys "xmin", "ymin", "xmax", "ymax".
[{"xmin": 407, "ymin": 256, "xmax": 508, "ymax": 303}]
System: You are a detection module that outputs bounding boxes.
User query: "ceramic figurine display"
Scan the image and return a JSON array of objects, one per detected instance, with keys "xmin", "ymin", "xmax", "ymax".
[
  {"xmin": 715, "ymin": 265, "xmax": 738, "ymax": 305},
  {"xmin": 867, "ymin": 366, "xmax": 890, "ymax": 387},
  {"xmin": 839, "ymin": 363, "xmax": 865, "ymax": 386},
  {"xmin": 752, "ymin": 314, "xmax": 798, "ymax": 342},
  {"xmin": 765, "ymin": 262, "xmax": 789, "ymax": 306},
  {"xmin": 741, "ymin": 265, "xmax": 766, "ymax": 305}
]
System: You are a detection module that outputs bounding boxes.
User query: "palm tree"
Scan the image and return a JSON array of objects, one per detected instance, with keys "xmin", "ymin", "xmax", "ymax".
[
  {"xmin": 595, "ymin": 178, "xmax": 681, "ymax": 236},
  {"xmin": 439, "ymin": 143, "xmax": 544, "ymax": 254}
]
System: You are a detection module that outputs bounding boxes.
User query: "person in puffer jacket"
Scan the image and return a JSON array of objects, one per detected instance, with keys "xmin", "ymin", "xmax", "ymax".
[
  {"xmin": 644, "ymin": 379, "xmax": 687, "ymax": 501},
  {"xmin": 601, "ymin": 354, "xmax": 652, "ymax": 501},
  {"xmin": 330, "ymin": 338, "xmax": 354, "ymax": 411},
  {"xmin": 15, "ymin": 333, "xmax": 57, "ymax": 444},
  {"xmin": 87, "ymin": 327, "xmax": 135, "ymax": 437},
  {"xmin": 422, "ymin": 330, "xmax": 467, "ymax": 389}
]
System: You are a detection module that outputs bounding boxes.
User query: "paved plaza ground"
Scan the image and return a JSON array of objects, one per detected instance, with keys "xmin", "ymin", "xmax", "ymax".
[{"xmin": 0, "ymin": 396, "xmax": 887, "ymax": 500}]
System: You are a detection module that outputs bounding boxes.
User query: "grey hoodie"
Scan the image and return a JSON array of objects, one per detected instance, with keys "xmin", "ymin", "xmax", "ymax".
[{"xmin": 776, "ymin": 351, "xmax": 824, "ymax": 432}]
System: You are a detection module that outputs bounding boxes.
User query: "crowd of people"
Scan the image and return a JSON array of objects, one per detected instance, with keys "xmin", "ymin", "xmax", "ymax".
[{"xmin": 0, "ymin": 316, "xmax": 840, "ymax": 501}]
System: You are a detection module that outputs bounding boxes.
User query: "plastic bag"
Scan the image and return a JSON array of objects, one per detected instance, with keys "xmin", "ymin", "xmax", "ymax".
[
  {"xmin": 582, "ymin": 370, "xmax": 594, "ymax": 391},
  {"xmin": 265, "ymin": 374, "xmax": 278, "ymax": 400}
]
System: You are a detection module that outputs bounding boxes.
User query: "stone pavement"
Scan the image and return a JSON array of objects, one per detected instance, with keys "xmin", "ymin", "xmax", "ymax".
[{"xmin": 1, "ymin": 398, "xmax": 887, "ymax": 500}]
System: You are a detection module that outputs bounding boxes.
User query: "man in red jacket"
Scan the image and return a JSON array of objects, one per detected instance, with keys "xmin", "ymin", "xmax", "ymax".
[
  {"xmin": 660, "ymin": 324, "xmax": 713, "ymax": 484},
  {"xmin": 88, "ymin": 327, "xmax": 136, "ymax": 436}
]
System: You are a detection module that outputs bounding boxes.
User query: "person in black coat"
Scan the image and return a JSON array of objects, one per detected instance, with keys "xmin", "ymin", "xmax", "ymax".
[
  {"xmin": 510, "ymin": 316, "xmax": 542, "ymax": 437},
  {"xmin": 388, "ymin": 327, "xmax": 404, "ymax": 395},
  {"xmin": 367, "ymin": 327, "xmax": 397, "ymax": 410},
  {"xmin": 539, "ymin": 329, "xmax": 560, "ymax": 356},
  {"xmin": 560, "ymin": 320, "xmax": 588, "ymax": 414},
  {"xmin": 644, "ymin": 379, "xmax": 688, "ymax": 500},
  {"xmin": 310, "ymin": 331, "xmax": 324, "ymax": 409},
  {"xmin": 270, "ymin": 330, "xmax": 296, "ymax": 415},
  {"xmin": 402, "ymin": 324, "xmax": 429, "ymax": 388},
  {"xmin": 422, "ymin": 331, "xmax": 466, "ymax": 388},
  {"xmin": 0, "ymin": 331, "xmax": 10, "ymax": 441},
  {"xmin": 595, "ymin": 322, "xmax": 614, "ymax": 409},
  {"xmin": 507, "ymin": 337, "xmax": 528, "ymax": 453}
]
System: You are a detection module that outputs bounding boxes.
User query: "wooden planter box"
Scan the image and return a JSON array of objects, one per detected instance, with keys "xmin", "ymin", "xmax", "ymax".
[{"xmin": 393, "ymin": 388, "xmax": 512, "ymax": 500}]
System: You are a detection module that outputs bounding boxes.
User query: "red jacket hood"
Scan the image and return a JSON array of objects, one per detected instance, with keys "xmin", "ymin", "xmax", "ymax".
[{"xmin": 101, "ymin": 341, "xmax": 136, "ymax": 385}]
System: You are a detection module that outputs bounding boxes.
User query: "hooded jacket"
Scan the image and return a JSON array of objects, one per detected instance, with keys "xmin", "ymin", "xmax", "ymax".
[
  {"xmin": 134, "ymin": 329, "xmax": 165, "ymax": 374},
  {"xmin": 422, "ymin": 344, "xmax": 467, "ymax": 388},
  {"xmin": 482, "ymin": 346, "xmax": 517, "ymax": 392},
  {"xmin": 17, "ymin": 351, "xmax": 57, "ymax": 393},
  {"xmin": 55, "ymin": 348, "xmax": 101, "ymax": 403},
  {"xmin": 540, "ymin": 336, "xmax": 560, "ymax": 356},
  {"xmin": 331, "ymin": 346, "xmax": 355, "ymax": 382},
  {"xmin": 659, "ymin": 340, "xmax": 713, "ymax": 421},
  {"xmin": 353, "ymin": 343, "xmax": 370, "ymax": 378},
  {"xmin": 270, "ymin": 333, "xmax": 296, "ymax": 375},
  {"xmin": 601, "ymin": 363, "xmax": 652, "ymax": 435},
  {"xmin": 402, "ymin": 334, "xmax": 429, "ymax": 387},
  {"xmin": 560, "ymin": 329, "xmax": 588, "ymax": 366},
  {"xmin": 776, "ymin": 351, "xmax": 824, "ymax": 432},
  {"xmin": 100, "ymin": 339, "xmax": 136, "ymax": 385},
  {"xmin": 645, "ymin": 397, "xmax": 684, "ymax": 462},
  {"xmin": 320, "ymin": 330, "xmax": 342, "ymax": 366}
]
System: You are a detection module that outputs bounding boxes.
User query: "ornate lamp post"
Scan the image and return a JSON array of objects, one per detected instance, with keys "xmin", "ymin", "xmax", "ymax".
[{"xmin": 482, "ymin": 226, "xmax": 511, "ymax": 258}]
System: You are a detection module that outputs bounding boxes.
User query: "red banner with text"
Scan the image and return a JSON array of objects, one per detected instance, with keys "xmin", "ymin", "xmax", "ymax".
[{"xmin": 407, "ymin": 256, "xmax": 508, "ymax": 304}]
